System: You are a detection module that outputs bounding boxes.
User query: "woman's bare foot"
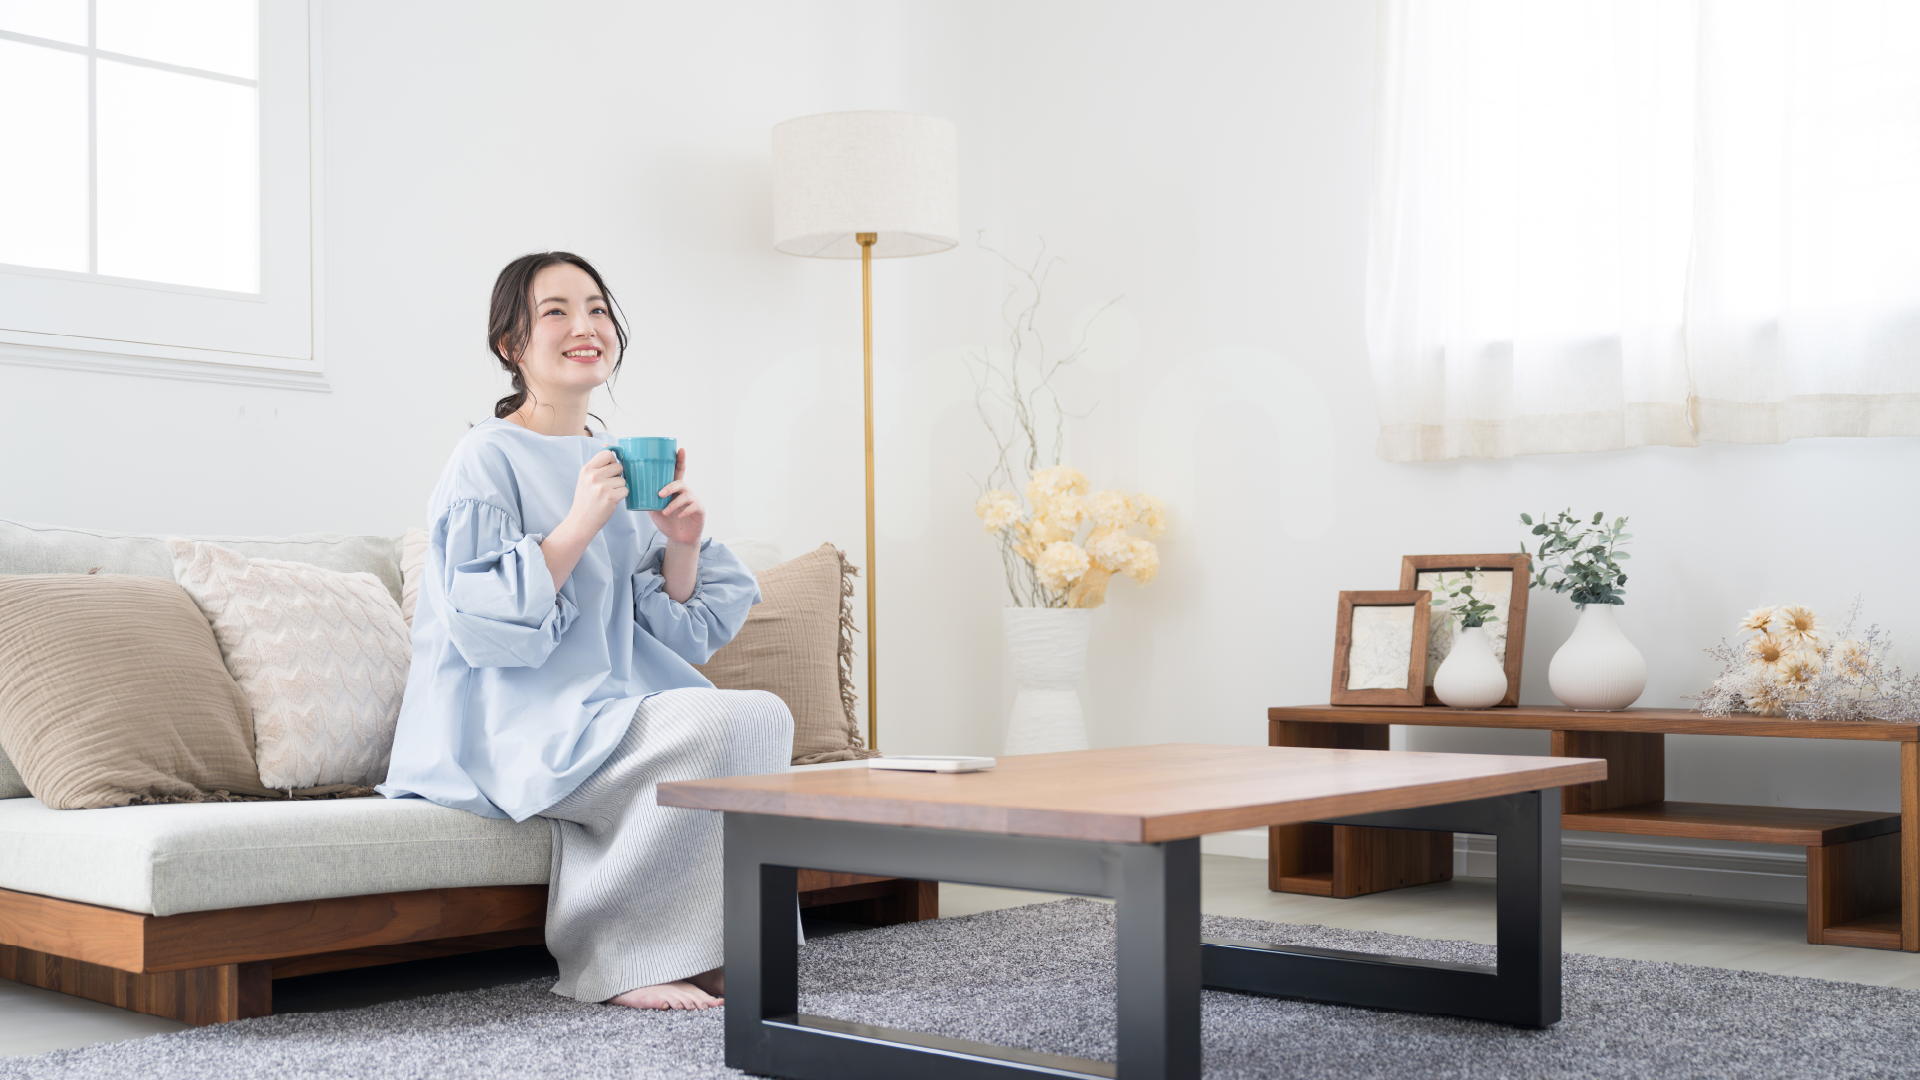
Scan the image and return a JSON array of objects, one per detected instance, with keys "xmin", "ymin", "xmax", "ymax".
[
  {"xmin": 607, "ymin": 979, "xmax": 720, "ymax": 1010},
  {"xmin": 688, "ymin": 966, "xmax": 724, "ymax": 999}
]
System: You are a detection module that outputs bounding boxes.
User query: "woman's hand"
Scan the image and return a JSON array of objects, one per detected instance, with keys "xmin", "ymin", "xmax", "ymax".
[
  {"xmin": 568, "ymin": 450, "xmax": 630, "ymax": 536},
  {"xmin": 651, "ymin": 448, "xmax": 702, "ymax": 603},
  {"xmin": 648, "ymin": 448, "xmax": 704, "ymax": 546},
  {"xmin": 541, "ymin": 450, "xmax": 628, "ymax": 591}
]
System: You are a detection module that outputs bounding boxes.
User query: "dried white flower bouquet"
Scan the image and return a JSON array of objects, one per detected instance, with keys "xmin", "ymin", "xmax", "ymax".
[
  {"xmin": 976, "ymin": 467, "xmax": 1165, "ymax": 609},
  {"xmin": 1693, "ymin": 600, "xmax": 1920, "ymax": 721},
  {"xmin": 965, "ymin": 236, "xmax": 1166, "ymax": 609}
]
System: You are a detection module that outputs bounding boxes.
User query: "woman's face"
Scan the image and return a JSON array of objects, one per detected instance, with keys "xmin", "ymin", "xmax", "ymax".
[{"xmin": 512, "ymin": 263, "xmax": 618, "ymax": 399}]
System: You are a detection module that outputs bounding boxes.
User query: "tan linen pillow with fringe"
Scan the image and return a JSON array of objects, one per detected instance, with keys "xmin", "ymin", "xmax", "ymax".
[
  {"xmin": 696, "ymin": 544, "xmax": 875, "ymax": 765},
  {"xmin": 0, "ymin": 574, "xmax": 277, "ymax": 808}
]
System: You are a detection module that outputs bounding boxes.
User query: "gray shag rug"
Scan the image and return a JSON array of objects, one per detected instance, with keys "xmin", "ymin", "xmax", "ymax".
[{"xmin": 4, "ymin": 898, "xmax": 1915, "ymax": 1079}]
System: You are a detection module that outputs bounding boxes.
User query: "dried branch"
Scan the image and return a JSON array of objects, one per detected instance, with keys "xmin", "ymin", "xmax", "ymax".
[{"xmin": 965, "ymin": 233, "xmax": 1121, "ymax": 608}]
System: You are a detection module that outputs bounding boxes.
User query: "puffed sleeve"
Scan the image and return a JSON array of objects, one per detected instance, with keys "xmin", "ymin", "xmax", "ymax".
[
  {"xmin": 631, "ymin": 536, "xmax": 761, "ymax": 664},
  {"xmin": 437, "ymin": 499, "xmax": 578, "ymax": 668}
]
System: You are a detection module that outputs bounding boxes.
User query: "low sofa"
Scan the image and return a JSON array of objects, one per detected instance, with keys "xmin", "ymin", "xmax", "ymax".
[{"xmin": 0, "ymin": 520, "xmax": 931, "ymax": 1026}]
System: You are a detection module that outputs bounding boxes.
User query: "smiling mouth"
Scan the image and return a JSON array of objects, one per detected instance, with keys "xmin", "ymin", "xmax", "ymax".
[{"xmin": 563, "ymin": 349, "xmax": 601, "ymax": 361}]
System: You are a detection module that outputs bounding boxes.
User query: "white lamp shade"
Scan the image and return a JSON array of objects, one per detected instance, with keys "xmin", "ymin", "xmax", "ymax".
[{"xmin": 772, "ymin": 111, "xmax": 958, "ymax": 259}]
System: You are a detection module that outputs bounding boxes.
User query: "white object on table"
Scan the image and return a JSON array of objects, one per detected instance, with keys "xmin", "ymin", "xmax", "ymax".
[{"xmin": 867, "ymin": 756, "xmax": 996, "ymax": 774}]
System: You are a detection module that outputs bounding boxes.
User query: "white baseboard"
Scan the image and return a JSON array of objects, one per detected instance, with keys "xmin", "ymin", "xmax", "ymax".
[
  {"xmin": 1200, "ymin": 829, "xmax": 1272, "ymax": 861},
  {"xmin": 1199, "ymin": 829, "xmax": 1809, "ymax": 906}
]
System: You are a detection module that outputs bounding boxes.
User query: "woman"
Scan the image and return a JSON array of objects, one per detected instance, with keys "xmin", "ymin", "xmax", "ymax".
[{"xmin": 379, "ymin": 251, "xmax": 792, "ymax": 1011}]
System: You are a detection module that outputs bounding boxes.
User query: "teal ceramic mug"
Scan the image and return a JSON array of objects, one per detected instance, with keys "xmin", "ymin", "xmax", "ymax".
[{"xmin": 607, "ymin": 437, "xmax": 677, "ymax": 511}]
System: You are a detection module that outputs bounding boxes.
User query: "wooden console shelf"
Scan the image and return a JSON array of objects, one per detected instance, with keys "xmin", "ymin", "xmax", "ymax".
[
  {"xmin": 1269, "ymin": 705, "xmax": 1918, "ymax": 952},
  {"xmin": 1559, "ymin": 802, "xmax": 1900, "ymax": 847}
]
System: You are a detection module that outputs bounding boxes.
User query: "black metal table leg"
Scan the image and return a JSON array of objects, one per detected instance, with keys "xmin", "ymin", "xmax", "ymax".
[
  {"xmin": 1200, "ymin": 788, "xmax": 1561, "ymax": 1028},
  {"xmin": 1115, "ymin": 842, "xmax": 1202, "ymax": 1080},
  {"xmin": 724, "ymin": 811, "xmax": 1198, "ymax": 1080}
]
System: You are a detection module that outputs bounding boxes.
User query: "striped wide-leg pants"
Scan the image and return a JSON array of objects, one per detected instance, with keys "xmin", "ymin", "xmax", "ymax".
[{"xmin": 539, "ymin": 686, "xmax": 794, "ymax": 1002}]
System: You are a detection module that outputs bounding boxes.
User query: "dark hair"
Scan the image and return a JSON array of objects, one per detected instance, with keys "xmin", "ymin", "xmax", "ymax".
[{"xmin": 488, "ymin": 251, "xmax": 629, "ymax": 421}]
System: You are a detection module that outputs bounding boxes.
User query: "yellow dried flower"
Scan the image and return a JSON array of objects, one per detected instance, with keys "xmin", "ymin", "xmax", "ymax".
[
  {"xmin": 1025, "ymin": 466, "xmax": 1089, "ymax": 521},
  {"xmin": 1833, "ymin": 639, "xmax": 1876, "ymax": 682},
  {"xmin": 1068, "ymin": 564, "xmax": 1114, "ymax": 609},
  {"xmin": 1030, "ymin": 504, "xmax": 1083, "ymax": 545},
  {"xmin": 1035, "ymin": 541, "xmax": 1090, "ymax": 591},
  {"xmin": 974, "ymin": 490, "xmax": 1021, "ymax": 534},
  {"xmin": 1777, "ymin": 653, "xmax": 1821, "ymax": 688},
  {"xmin": 1738, "ymin": 606, "xmax": 1776, "ymax": 634},
  {"xmin": 1085, "ymin": 490, "xmax": 1133, "ymax": 530},
  {"xmin": 1131, "ymin": 493, "xmax": 1167, "ymax": 539},
  {"xmin": 1744, "ymin": 677, "xmax": 1790, "ymax": 717},
  {"xmin": 1083, "ymin": 527, "xmax": 1134, "ymax": 571},
  {"xmin": 1776, "ymin": 605, "xmax": 1824, "ymax": 647},
  {"xmin": 1120, "ymin": 537, "xmax": 1160, "ymax": 584},
  {"xmin": 1052, "ymin": 492, "xmax": 1088, "ymax": 531},
  {"xmin": 1745, "ymin": 633, "xmax": 1789, "ymax": 667}
]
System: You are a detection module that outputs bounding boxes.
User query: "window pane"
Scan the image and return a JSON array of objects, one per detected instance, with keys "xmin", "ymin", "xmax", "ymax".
[
  {"xmin": 0, "ymin": 40, "xmax": 88, "ymax": 273},
  {"xmin": 97, "ymin": 61, "xmax": 258, "ymax": 291},
  {"xmin": 97, "ymin": 0, "xmax": 256, "ymax": 79},
  {"xmin": 0, "ymin": 0, "xmax": 87, "ymax": 45}
]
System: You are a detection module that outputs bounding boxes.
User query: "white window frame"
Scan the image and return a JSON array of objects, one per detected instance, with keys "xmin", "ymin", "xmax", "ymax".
[{"xmin": 0, "ymin": 1, "xmax": 325, "ymax": 392}]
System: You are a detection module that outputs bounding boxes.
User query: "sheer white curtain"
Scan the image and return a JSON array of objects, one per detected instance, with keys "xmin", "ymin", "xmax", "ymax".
[{"xmin": 1368, "ymin": 0, "xmax": 1920, "ymax": 462}]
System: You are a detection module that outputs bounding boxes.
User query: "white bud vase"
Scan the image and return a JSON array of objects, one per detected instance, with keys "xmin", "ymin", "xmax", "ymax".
[
  {"xmin": 1548, "ymin": 603, "xmax": 1647, "ymax": 711},
  {"xmin": 1003, "ymin": 607, "xmax": 1092, "ymax": 754},
  {"xmin": 1431, "ymin": 625, "xmax": 1508, "ymax": 709}
]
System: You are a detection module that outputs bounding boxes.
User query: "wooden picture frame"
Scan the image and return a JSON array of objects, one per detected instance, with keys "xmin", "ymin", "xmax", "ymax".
[
  {"xmin": 1330, "ymin": 590, "xmax": 1432, "ymax": 707},
  {"xmin": 1399, "ymin": 553, "xmax": 1532, "ymax": 708}
]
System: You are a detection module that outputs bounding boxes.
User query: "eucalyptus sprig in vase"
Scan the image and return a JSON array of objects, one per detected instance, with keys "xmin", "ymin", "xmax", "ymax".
[
  {"xmin": 1521, "ymin": 509, "xmax": 1646, "ymax": 711},
  {"xmin": 1428, "ymin": 570, "xmax": 1509, "ymax": 709}
]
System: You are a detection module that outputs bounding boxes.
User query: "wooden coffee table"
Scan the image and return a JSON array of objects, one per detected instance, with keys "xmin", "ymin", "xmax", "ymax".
[{"xmin": 659, "ymin": 743, "xmax": 1605, "ymax": 1080}]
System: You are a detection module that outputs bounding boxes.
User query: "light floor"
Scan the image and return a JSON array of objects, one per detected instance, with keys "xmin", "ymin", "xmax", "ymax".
[{"xmin": 6, "ymin": 855, "xmax": 1920, "ymax": 1059}]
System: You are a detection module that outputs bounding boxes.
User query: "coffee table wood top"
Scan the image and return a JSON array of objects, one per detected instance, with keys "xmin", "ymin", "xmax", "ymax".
[
  {"xmin": 657, "ymin": 743, "xmax": 1605, "ymax": 844},
  {"xmin": 1270, "ymin": 704, "xmax": 1920, "ymax": 742}
]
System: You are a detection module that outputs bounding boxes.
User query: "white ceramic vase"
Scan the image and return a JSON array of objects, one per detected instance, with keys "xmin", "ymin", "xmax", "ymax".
[
  {"xmin": 1003, "ymin": 607, "xmax": 1092, "ymax": 755},
  {"xmin": 1548, "ymin": 603, "xmax": 1647, "ymax": 711},
  {"xmin": 1431, "ymin": 625, "xmax": 1508, "ymax": 709}
]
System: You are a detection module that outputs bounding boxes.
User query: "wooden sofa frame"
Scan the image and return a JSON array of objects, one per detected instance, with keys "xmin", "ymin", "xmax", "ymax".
[{"xmin": 0, "ymin": 872, "xmax": 935, "ymax": 1025}]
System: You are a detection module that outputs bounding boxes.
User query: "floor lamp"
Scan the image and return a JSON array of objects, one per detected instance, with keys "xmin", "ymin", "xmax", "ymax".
[{"xmin": 772, "ymin": 111, "xmax": 959, "ymax": 753}]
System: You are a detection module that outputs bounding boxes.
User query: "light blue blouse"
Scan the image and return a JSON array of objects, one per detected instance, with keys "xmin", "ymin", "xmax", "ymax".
[{"xmin": 377, "ymin": 419, "xmax": 760, "ymax": 822}]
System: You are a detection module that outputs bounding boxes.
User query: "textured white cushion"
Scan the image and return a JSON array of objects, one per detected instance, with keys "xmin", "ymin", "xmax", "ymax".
[
  {"xmin": 0, "ymin": 517, "xmax": 406, "ymax": 604},
  {"xmin": 725, "ymin": 538, "xmax": 784, "ymax": 577},
  {"xmin": 169, "ymin": 540, "xmax": 410, "ymax": 790},
  {"xmin": 0, "ymin": 796, "xmax": 549, "ymax": 916},
  {"xmin": 400, "ymin": 526, "xmax": 428, "ymax": 626}
]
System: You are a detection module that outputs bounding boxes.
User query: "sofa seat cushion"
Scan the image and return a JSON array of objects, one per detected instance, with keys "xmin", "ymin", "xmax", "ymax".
[{"xmin": 0, "ymin": 796, "xmax": 550, "ymax": 916}]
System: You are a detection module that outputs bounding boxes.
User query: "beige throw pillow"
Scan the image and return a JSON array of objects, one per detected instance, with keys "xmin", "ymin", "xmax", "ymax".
[
  {"xmin": 696, "ymin": 544, "xmax": 874, "ymax": 765},
  {"xmin": 0, "ymin": 575, "xmax": 275, "ymax": 808},
  {"xmin": 168, "ymin": 540, "xmax": 411, "ymax": 790}
]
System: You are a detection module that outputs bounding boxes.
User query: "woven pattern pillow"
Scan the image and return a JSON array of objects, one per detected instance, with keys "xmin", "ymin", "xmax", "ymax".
[
  {"xmin": 696, "ymin": 544, "xmax": 874, "ymax": 765},
  {"xmin": 169, "ymin": 540, "xmax": 411, "ymax": 790},
  {"xmin": 0, "ymin": 575, "xmax": 273, "ymax": 808}
]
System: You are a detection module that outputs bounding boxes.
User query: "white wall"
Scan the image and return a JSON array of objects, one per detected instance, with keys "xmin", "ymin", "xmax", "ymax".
[
  {"xmin": 4, "ymin": 0, "xmax": 1915, "ymax": 899},
  {"xmin": 982, "ymin": 1, "xmax": 1920, "ymax": 897}
]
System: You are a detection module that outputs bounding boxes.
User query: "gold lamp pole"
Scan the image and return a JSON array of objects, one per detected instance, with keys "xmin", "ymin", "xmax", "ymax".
[
  {"xmin": 771, "ymin": 112, "xmax": 959, "ymax": 754},
  {"xmin": 858, "ymin": 231, "xmax": 878, "ymax": 750}
]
